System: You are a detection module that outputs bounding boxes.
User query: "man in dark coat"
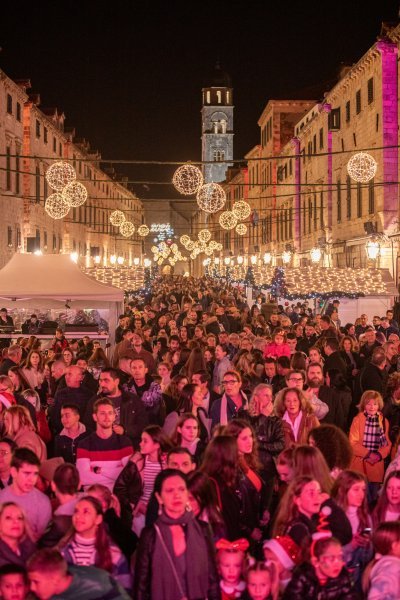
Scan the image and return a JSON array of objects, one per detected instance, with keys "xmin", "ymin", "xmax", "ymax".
[{"xmin": 323, "ymin": 338, "xmax": 347, "ymax": 377}]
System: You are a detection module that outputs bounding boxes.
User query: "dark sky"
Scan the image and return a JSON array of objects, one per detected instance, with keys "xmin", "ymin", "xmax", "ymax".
[{"xmin": 2, "ymin": 0, "xmax": 399, "ymax": 200}]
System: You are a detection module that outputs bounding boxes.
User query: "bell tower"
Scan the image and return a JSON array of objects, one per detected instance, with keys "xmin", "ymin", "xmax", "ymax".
[{"xmin": 201, "ymin": 62, "xmax": 234, "ymax": 183}]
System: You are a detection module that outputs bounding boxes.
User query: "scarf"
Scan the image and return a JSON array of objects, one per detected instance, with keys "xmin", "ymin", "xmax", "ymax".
[
  {"xmin": 152, "ymin": 509, "xmax": 210, "ymax": 600},
  {"xmin": 363, "ymin": 411, "xmax": 388, "ymax": 451}
]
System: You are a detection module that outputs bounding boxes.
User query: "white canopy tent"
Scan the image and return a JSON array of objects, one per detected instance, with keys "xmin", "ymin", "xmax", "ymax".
[{"xmin": 0, "ymin": 254, "xmax": 124, "ymax": 343}]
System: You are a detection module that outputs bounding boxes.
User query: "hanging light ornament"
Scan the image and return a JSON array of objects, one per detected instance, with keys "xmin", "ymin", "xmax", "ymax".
[
  {"xmin": 119, "ymin": 221, "xmax": 135, "ymax": 237},
  {"xmin": 219, "ymin": 211, "xmax": 238, "ymax": 230},
  {"xmin": 216, "ymin": 243, "xmax": 223, "ymax": 251},
  {"xmin": 62, "ymin": 181, "xmax": 88, "ymax": 207},
  {"xmin": 180, "ymin": 235, "xmax": 190, "ymax": 246},
  {"xmin": 282, "ymin": 250, "xmax": 292, "ymax": 264},
  {"xmin": 209, "ymin": 240, "xmax": 218, "ymax": 250},
  {"xmin": 236, "ymin": 223, "xmax": 247, "ymax": 235},
  {"xmin": 196, "ymin": 183, "xmax": 226, "ymax": 213},
  {"xmin": 232, "ymin": 200, "xmax": 251, "ymax": 220},
  {"xmin": 109, "ymin": 210, "xmax": 126, "ymax": 226},
  {"xmin": 205, "ymin": 246, "xmax": 214, "ymax": 256},
  {"xmin": 310, "ymin": 247, "xmax": 322, "ymax": 263},
  {"xmin": 138, "ymin": 225, "xmax": 150, "ymax": 237},
  {"xmin": 347, "ymin": 152, "xmax": 377, "ymax": 183},
  {"xmin": 186, "ymin": 241, "xmax": 195, "ymax": 251},
  {"xmin": 45, "ymin": 193, "xmax": 70, "ymax": 219},
  {"xmin": 46, "ymin": 161, "xmax": 76, "ymax": 191},
  {"xmin": 198, "ymin": 229, "xmax": 211, "ymax": 243},
  {"xmin": 190, "ymin": 251, "xmax": 197, "ymax": 260},
  {"xmin": 173, "ymin": 164, "xmax": 203, "ymax": 195}
]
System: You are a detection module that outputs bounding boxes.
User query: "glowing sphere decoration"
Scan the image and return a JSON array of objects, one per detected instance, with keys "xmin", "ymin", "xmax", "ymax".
[
  {"xmin": 232, "ymin": 200, "xmax": 251, "ymax": 221},
  {"xmin": 209, "ymin": 240, "xmax": 218, "ymax": 250},
  {"xmin": 180, "ymin": 235, "xmax": 190, "ymax": 246},
  {"xmin": 196, "ymin": 183, "xmax": 226, "ymax": 213},
  {"xmin": 119, "ymin": 221, "xmax": 135, "ymax": 237},
  {"xmin": 173, "ymin": 164, "xmax": 203, "ymax": 195},
  {"xmin": 109, "ymin": 210, "xmax": 126, "ymax": 226},
  {"xmin": 216, "ymin": 243, "xmax": 223, "ymax": 251},
  {"xmin": 204, "ymin": 247, "xmax": 213, "ymax": 256},
  {"xmin": 45, "ymin": 193, "xmax": 70, "ymax": 219},
  {"xmin": 186, "ymin": 241, "xmax": 195, "ymax": 251},
  {"xmin": 138, "ymin": 225, "xmax": 150, "ymax": 237},
  {"xmin": 347, "ymin": 152, "xmax": 377, "ymax": 183},
  {"xmin": 46, "ymin": 161, "xmax": 76, "ymax": 191},
  {"xmin": 219, "ymin": 211, "xmax": 238, "ymax": 230},
  {"xmin": 198, "ymin": 229, "xmax": 211, "ymax": 243},
  {"xmin": 235, "ymin": 223, "xmax": 247, "ymax": 235},
  {"xmin": 62, "ymin": 181, "xmax": 88, "ymax": 207}
]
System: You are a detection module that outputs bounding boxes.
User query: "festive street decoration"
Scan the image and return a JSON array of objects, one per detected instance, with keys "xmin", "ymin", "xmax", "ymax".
[
  {"xmin": 347, "ymin": 152, "xmax": 377, "ymax": 183},
  {"xmin": 180, "ymin": 235, "xmax": 190, "ymax": 246},
  {"xmin": 219, "ymin": 210, "xmax": 238, "ymax": 230},
  {"xmin": 46, "ymin": 161, "xmax": 76, "ymax": 191},
  {"xmin": 62, "ymin": 181, "xmax": 88, "ymax": 207},
  {"xmin": 109, "ymin": 210, "xmax": 126, "ymax": 226},
  {"xmin": 232, "ymin": 200, "xmax": 251, "ymax": 220},
  {"xmin": 282, "ymin": 250, "xmax": 292, "ymax": 264},
  {"xmin": 198, "ymin": 229, "xmax": 211, "ymax": 242},
  {"xmin": 236, "ymin": 223, "xmax": 247, "ymax": 235},
  {"xmin": 45, "ymin": 193, "xmax": 70, "ymax": 219},
  {"xmin": 270, "ymin": 267, "xmax": 288, "ymax": 299},
  {"xmin": 196, "ymin": 183, "xmax": 226, "ymax": 213},
  {"xmin": 173, "ymin": 164, "xmax": 203, "ymax": 195},
  {"xmin": 245, "ymin": 266, "xmax": 255, "ymax": 286},
  {"xmin": 310, "ymin": 247, "xmax": 322, "ymax": 263},
  {"xmin": 138, "ymin": 225, "xmax": 150, "ymax": 237},
  {"xmin": 119, "ymin": 221, "xmax": 135, "ymax": 237}
]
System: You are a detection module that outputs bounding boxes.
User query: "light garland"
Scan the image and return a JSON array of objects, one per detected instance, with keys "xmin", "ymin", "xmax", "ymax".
[
  {"xmin": 186, "ymin": 241, "xmax": 195, "ymax": 251},
  {"xmin": 45, "ymin": 193, "xmax": 70, "ymax": 219},
  {"xmin": 46, "ymin": 162, "xmax": 76, "ymax": 191},
  {"xmin": 119, "ymin": 221, "xmax": 135, "ymax": 237},
  {"xmin": 196, "ymin": 183, "xmax": 226, "ymax": 213},
  {"xmin": 180, "ymin": 235, "xmax": 190, "ymax": 246},
  {"xmin": 347, "ymin": 152, "xmax": 377, "ymax": 183},
  {"xmin": 173, "ymin": 164, "xmax": 203, "ymax": 195},
  {"xmin": 219, "ymin": 211, "xmax": 238, "ymax": 230},
  {"xmin": 236, "ymin": 223, "xmax": 247, "ymax": 235},
  {"xmin": 310, "ymin": 247, "xmax": 322, "ymax": 263},
  {"xmin": 232, "ymin": 200, "xmax": 251, "ymax": 220},
  {"xmin": 109, "ymin": 210, "xmax": 126, "ymax": 226},
  {"xmin": 198, "ymin": 229, "xmax": 211, "ymax": 243},
  {"xmin": 62, "ymin": 181, "xmax": 88, "ymax": 207},
  {"xmin": 138, "ymin": 225, "xmax": 150, "ymax": 237}
]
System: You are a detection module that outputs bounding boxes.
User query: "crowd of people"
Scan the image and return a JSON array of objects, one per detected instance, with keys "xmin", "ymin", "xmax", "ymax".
[{"xmin": 0, "ymin": 276, "xmax": 398, "ymax": 599}]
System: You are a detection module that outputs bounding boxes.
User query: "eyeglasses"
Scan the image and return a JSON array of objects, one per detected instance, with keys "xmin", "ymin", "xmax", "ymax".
[
  {"xmin": 0, "ymin": 450, "xmax": 10, "ymax": 456},
  {"xmin": 223, "ymin": 380, "xmax": 239, "ymax": 385},
  {"xmin": 289, "ymin": 377, "xmax": 303, "ymax": 382},
  {"xmin": 320, "ymin": 554, "xmax": 345, "ymax": 564}
]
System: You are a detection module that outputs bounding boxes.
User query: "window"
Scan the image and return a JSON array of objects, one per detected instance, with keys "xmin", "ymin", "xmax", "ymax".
[
  {"xmin": 357, "ymin": 182, "xmax": 362, "ymax": 217},
  {"xmin": 6, "ymin": 94, "xmax": 12, "ymax": 114},
  {"xmin": 337, "ymin": 180, "xmax": 342, "ymax": 222},
  {"xmin": 35, "ymin": 166, "xmax": 40, "ymax": 203},
  {"xmin": 345, "ymin": 101, "xmax": 350, "ymax": 123},
  {"xmin": 353, "ymin": 133, "xmax": 357, "ymax": 147},
  {"xmin": 346, "ymin": 175, "xmax": 352, "ymax": 218},
  {"xmin": 308, "ymin": 198, "xmax": 312, "ymax": 233},
  {"xmin": 16, "ymin": 228, "xmax": 21, "ymax": 248},
  {"xmin": 36, "ymin": 120, "xmax": 40, "ymax": 138},
  {"xmin": 44, "ymin": 127, "xmax": 48, "ymax": 143},
  {"xmin": 206, "ymin": 91, "xmax": 210, "ymax": 103},
  {"xmin": 328, "ymin": 108, "xmax": 341, "ymax": 130},
  {"xmin": 53, "ymin": 235, "xmax": 57, "ymax": 251},
  {"xmin": 7, "ymin": 226, "xmax": 12, "ymax": 247},
  {"xmin": 59, "ymin": 143, "xmax": 62, "ymax": 157},
  {"xmin": 6, "ymin": 146, "xmax": 11, "ymax": 191},
  {"xmin": 289, "ymin": 207, "xmax": 293, "ymax": 239},
  {"xmin": 53, "ymin": 137, "xmax": 56, "ymax": 152},
  {"xmin": 368, "ymin": 180, "xmax": 375, "ymax": 214},
  {"xmin": 313, "ymin": 134, "xmax": 317, "ymax": 154},
  {"xmin": 216, "ymin": 90, "xmax": 222, "ymax": 103},
  {"xmin": 376, "ymin": 113, "xmax": 379, "ymax": 132},
  {"xmin": 367, "ymin": 78, "xmax": 374, "ymax": 104},
  {"xmin": 319, "ymin": 128, "xmax": 324, "ymax": 149},
  {"xmin": 15, "ymin": 151, "xmax": 20, "ymax": 195},
  {"xmin": 59, "ymin": 237, "xmax": 62, "ymax": 251},
  {"xmin": 289, "ymin": 159, "xmax": 292, "ymax": 176},
  {"xmin": 44, "ymin": 231, "xmax": 48, "ymax": 248},
  {"xmin": 356, "ymin": 90, "xmax": 361, "ymax": 114},
  {"xmin": 16, "ymin": 102, "xmax": 21, "ymax": 121},
  {"xmin": 314, "ymin": 193, "xmax": 318, "ymax": 230},
  {"xmin": 320, "ymin": 192, "xmax": 324, "ymax": 228}
]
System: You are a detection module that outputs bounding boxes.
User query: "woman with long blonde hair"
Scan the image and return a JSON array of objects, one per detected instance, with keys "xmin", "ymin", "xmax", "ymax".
[
  {"xmin": 3, "ymin": 405, "xmax": 46, "ymax": 461},
  {"xmin": 0, "ymin": 502, "xmax": 36, "ymax": 567}
]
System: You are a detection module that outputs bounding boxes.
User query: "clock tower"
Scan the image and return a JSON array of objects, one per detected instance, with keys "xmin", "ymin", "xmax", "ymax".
[{"xmin": 201, "ymin": 62, "xmax": 234, "ymax": 183}]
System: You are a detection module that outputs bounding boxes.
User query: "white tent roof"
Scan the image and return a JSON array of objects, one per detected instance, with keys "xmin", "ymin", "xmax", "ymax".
[{"xmin": 0, "ymin": 254, "xmax": 124, "ymax": 305}]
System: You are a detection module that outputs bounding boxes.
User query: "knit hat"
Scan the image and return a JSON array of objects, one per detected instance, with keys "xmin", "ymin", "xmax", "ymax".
[{"xmin": 263, "ymin": 535, "xmax": 301, "ymax": 570}]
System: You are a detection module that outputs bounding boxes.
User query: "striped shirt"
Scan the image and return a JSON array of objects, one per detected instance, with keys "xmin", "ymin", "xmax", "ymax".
[
  {"xmin": 69, "ymin": 535, "xmax": 96, "ymax": 566},
  {"xmin": 141, "ymin": 457, "xmax": 162, "ymax": 503}
]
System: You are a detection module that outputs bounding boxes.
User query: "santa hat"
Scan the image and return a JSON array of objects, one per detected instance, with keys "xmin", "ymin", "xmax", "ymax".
[{"xmin": 263, "ymin": 535, "xmax": 301, "ymax": 570}]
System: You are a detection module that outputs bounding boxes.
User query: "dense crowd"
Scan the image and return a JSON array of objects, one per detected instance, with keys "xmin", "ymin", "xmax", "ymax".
[{"xmin": 0, "ymin": 276, "xmax": 399, "ymax": 599}]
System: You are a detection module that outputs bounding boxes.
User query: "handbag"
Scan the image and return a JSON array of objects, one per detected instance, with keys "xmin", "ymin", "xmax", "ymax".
[{"xmin": 154, "ymin": 523, "xmax": 188, "ymax": 600}]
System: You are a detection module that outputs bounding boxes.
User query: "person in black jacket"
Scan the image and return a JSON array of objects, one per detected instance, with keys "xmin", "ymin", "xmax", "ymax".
[
  {"xmin": 134, "ymin": 469, "xmax": 220, "ymax": 600},
  {"xmin": 84, "ymin": 368, "xmax": 147, "ymax": 448},
  {"xmin": 359, "ymin": 346, "xmax": 387, "ymax": 396},
  {"xmin": 322, "ymin": 338, "xmax": 347, "ymax": 377}
]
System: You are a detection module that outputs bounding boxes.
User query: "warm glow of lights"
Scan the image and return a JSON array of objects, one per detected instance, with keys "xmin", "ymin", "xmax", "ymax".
[
  {"xmin": 219, "ymin": 211, "xmax": 238, "ymax": 230},
  {"xmin": 232, "ymin": 200, "xmax": 251, "ymax": 220},
  {"xmin": 45, "ymin": 193, "xmax": 70, "ymax": 219},
  {"xmin": 198, "ymin": 229, "xmax": 211, "ymax": 243},
  {"xmin": 46, "ymin": 162, "xmax": 76, "ymax": 191},
  {"xmin": 70, "ymin": 252, "xmax": 78, "ymax": 263},
  {"xmin": 310, "ymin": 247, "xmax": 322, "ymax": 263},
  {"xmin": 250, "ymin": 254, "xmax": 258, "ymax": 265},
  {"xmin": 34, "ymin": 250, "xmax": 43, "ymax": 256},
  {"xmin": 366, "ymin": 240, "xmax": 380, "ymax": 260},
  {"xmin": 109, "ymin": 210, "xmax": 125, "ymax": 226},
  {"xmin": 144, "ymin": 258, "xmax": 152, "ymax": 267},
  {"xmin": 173, "ymin": 164, "xmax": 203, "ymax": 195},
  {"xmin": 119, "ymin": 221, "xmax": 135, "ymax": 237},
  {"xmin": 110, "ymin": 255, "xmax": 117, "ymax": 264},
  {"xmin": 138, "ymin": 225, "xmax": 150, "ymax": 237},
  {"xmin": 347, "ymin": 152, "xmax": 377, "ymax": 183},
  {"xmin": 237, "ymin": 255, "xmax": 244, "ymax": 264},
  {"xmin": 235, "ymin": 223, "xmax": 247, "ymax": 235},
  {"xmin": 282, "ymin": 250, "xmax": 292, "ymax": 264},
  {"xmin": 133, "ymin": 257, "xmax": 140, "ymax": 266},
  {"xmin": 180, "ymin": 235, "xmax": 190, "ymax": 246},
  {"xmin": 62, "ymin": 181, "xmax": 88, "ymax": 207},
  {"xmin": 263, "ymin": 252, "xmax": 272, "ymax": 264},
  {"xmin": 94, "ymin": 255, "xmax": 101, "ymax": 264},
  {"xmin": 196, "ymin": 183, "xmax": 226, "ymax": 213},
  {"xmin": 224, "ymin": 257, "xmax": 231, "ymax": 265},
  {"xmin": 117, "ymin": 256, "xmax": 124, "ymax": 265}
]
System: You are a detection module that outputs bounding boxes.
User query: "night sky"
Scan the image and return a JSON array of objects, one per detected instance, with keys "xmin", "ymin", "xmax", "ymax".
[{"xmin": 2, "ymin": 0, "xmax": 399, "ymax": 200}]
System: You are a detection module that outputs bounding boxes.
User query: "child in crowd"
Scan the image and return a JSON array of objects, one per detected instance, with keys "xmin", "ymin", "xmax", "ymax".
[
  {"xmin": 0, "ymin": 564, "xmax": 30, "ymax": 600},
  {"xmin": 243, "ymin": 560, "xmax": 279, "ymax": 600},
  {"xmin": 216, "ymin": 538, "xmax": 249, "ymax": 599},
  {"xmin": 363, "ymin": 521, "xmax": 400, "ymax": 600}
]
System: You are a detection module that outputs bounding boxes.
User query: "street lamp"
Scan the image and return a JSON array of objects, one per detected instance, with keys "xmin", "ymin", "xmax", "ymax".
[
  {"xmin": 224, "ymin": 257, "xmax": 231, "ymax": 266},
  {"xmin": 144, "ymin": 258, "xmax": 152, "ymax": 268},
  {"xmin": 366, "ymin": 240, "xmax": 380, "ymax": 260},
  {"xmin": 250, "ymin": 254, "xmax": 258, "ymax": 265},
  {"xmin": 263, "ymin": 252, "xmax": 272, "ymax": 264},
  {"xmin": 110, "ymin": 255, "xmax": 117, "ymax": 265},
  {"xmin": 133, "ymin": 257, "xmax": 140, "ymax": 266},
  {"xmin": 117, "ymin": 256, "xmax": 124, "ymax": 265},
  {"xmin": 310, "ymin": 247, "xmax": 322, "ymax": 263},
  {"xmin": 237, "ymin": 255, "xmax": 244, "ymax": 265},
  {"xmin": 282, "ymin": 250, "xmax": 292, "ymax": 264}
]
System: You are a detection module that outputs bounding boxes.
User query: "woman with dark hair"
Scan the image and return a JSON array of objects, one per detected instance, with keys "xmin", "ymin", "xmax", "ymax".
[
  {"xmin": 204, "ymin": 346, "xmax": 216, "ymax": 380},
  {"xmin": 290, "ymin": 351, "xmax": 307, "ymax": 372},
  {"xmin": 187, "ymin": 471, "xmax": 226, "ymax": 540},
  {"xmin": 212, "ymin": 344, "xmax": 232, "ymax": 394},
  {"xmin": 162, "ymin": 374, "xmax": 189, "ymax": 414},
  {"xmin": 171, "ymin": 413, "xmax": 207, "ymax": 461},
  {"xmin": 183, "ymin": 347, "xmax": 207, "ymax": 382},
  {"xmin": 372, "ymin": 469, "xmax": 400, "ymax": 527},
  {"xmin": 7, "ymin": 366, "xmax": 30, "ymax": 394},
  {"xmin": 201, "ymin": 435, "xmax": 244, "ymax": 540},
  {"xmin": 163, "ymin": 383, "xmax": 207, "ymax": 438},
  {"xmin": 21, "ymin": 350, "xmax": 44, "ymax": 391},
  {"xmin": 58, "ymin": 495, "xmax": 131, "ymax": 591},
  {"xmin": 87, "ymin": 347, "xmax": 110, "ymax": 380},
  {"xmin": 134, "ymin": 469, "xmax": 220, "ymax": 600},
  {"xmin": 308, "ymin": 423, "xmax": 353, "ymax": 478},
  {"xmin": 326, "ymin": 368, "xmax": 353, "ymax": 429}
]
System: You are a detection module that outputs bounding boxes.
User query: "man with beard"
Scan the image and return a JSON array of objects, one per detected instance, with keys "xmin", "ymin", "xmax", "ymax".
[
  {"xmin": 305, "ymin": 362, "xmax": 345, "ymax": 430},
  {"xmin": 296, "ymin": 321, "xmax": 318, "ymax": 354},
  {"xmin": 84, "ymin": 369, "xmax": 147, "ymax": 447},
  {"xmin": 359, "ymin": 327, "xmax": 381, "ymax": 361}
]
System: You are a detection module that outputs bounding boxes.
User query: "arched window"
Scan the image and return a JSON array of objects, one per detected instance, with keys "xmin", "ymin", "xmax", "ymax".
[
  {"xmin": 206, "ymin": 91, "xmax": 211, "ymax": 104},
  {"xmin": 216, "ymin": 90, "xmax": 222, "ymax": 103}
]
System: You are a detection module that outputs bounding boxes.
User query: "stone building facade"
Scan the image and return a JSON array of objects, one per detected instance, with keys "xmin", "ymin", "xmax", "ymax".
[{"xmin": 0, "ymin": 68, "xmax": 143, "ymax": 270}]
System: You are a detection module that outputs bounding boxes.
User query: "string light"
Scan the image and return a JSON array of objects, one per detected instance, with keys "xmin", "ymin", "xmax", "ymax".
[
  {"xmin": 310, "ymin": 247, "xmax": 322, "ymax": 263},
  {"xmin": 109, "ymin": 210, "xmax": 126, "ymax": 226},
  {"xmin": 62, "ymin": 181, "xmax": 88, "ymax": 207},
  {"xmin": 219, "ymin": 211, "xmax": 238, "ymax": 230},
  {"xmin": 347, "ymin": 152, "xmax": 377, "ymax": 183},
  {"xmin": 236, "ymin": 223, "xmax": 247, "ymax": 235},
  {"xmin": 232, "ymin": 200, "xmax": 251, "ymax": 220},
  {"xmin": 45, "ymin": 193, "xmax": 70, "ymax": 219},
  {"xmin": 198, "ymin": 229, "xmax": 211, "ymax": 242},
  {"xmin": 196, "ymin": 183, "xmax": 226, "ymax": 213},
  {"xmin": 119, "ymin": 221, "xmax": 135, "ymax": 237},
  {"xmin": 180, "ymin": 235, "xmax": 190, "ymax": 245},
  {"xmin": 138, "ymin": 225, "xmax": 150, "ymax": 237},
  {"xmin": 173, "ymin": 164, "xmax": 203, "ymax": 195},
  {"xmin": 46, "ymin": 161, "xmax": 76, "ymax": 191}
]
